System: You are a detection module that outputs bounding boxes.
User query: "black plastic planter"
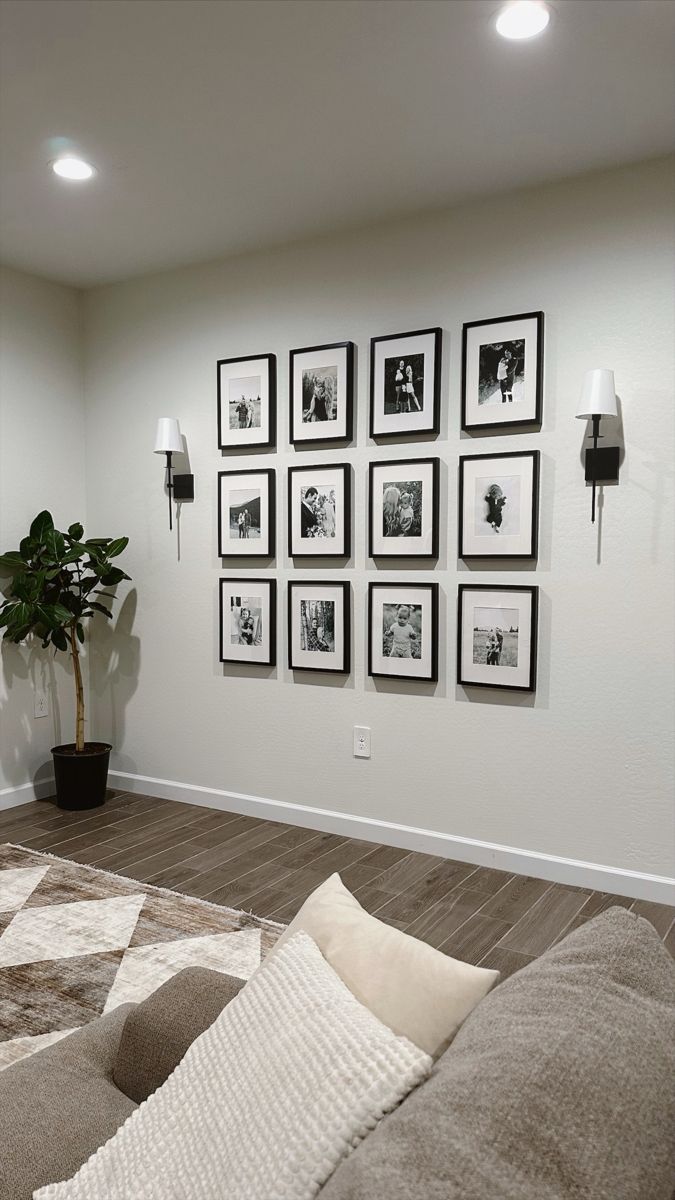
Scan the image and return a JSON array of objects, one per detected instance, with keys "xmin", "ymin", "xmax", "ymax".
[{"xmin": 51, "ymin": 742, "xmax": 112, "ymax": 811}]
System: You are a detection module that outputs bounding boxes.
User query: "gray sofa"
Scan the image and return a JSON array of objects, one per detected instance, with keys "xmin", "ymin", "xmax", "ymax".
[{"xmin": 1, "ymin": 906, "xmax": 674, "ymax": 1200}]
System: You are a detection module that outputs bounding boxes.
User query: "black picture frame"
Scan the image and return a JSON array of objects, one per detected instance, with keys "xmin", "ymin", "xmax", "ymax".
[
  {"xmin": 457, "ymin": 583, "xmax": 538, "ymax": 692},
  {"xmin": 287, "ymin": 463, "xmax": 351, "ymax": 558},
  {"xmin": 217, "ymin": 468, "xmax": 276, "ymax": 557},
  {"xmin": 458, "ymin": 449, "xmax": 540, "ymax": 559},
  {"xmin": 219, "ymin": 578, "xmax": 276, "ymax": 667},
  {"xmin": 288, "ymin": 580, "xmax": 351, "ymax": 674},
  {"xmin": 368, "ymin": 581, "xmax": 439, "ymax": 682},
  {"xmin": 289, "ymin": 341, "xmax": 354, "ymax": 445},
  {"xmin": 369, "ymin": 327, "xmax": 442, "ymax": 439},
  {"xmin": 217, "ymin": 353, "xmax": 276, "ymax": 450},
  {"xmin": 368, "ymin": 457, "xmax": 440, "ymax": 559},
  {"xmin": 461, "ymin": 311, "xmax": 544, "ymax": 433}
]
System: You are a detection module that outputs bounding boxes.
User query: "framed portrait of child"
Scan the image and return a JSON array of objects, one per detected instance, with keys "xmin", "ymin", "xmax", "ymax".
[
  {"xmin": 219, "ymin": 578, "xmax": 276, "ymax": 667},
  {"xmin": 368, "ymin": 581, "xmax": 438, "ymax": 682},
  {"xmin": 461, "ymin": 311, "xmax": 543, "ymax": 432},
  {"xmin": 369, "ymin": 457, "xmax": 440, "ymax": 558}
]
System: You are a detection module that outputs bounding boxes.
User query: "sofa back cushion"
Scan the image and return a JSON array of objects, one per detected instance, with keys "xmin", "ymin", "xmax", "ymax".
[{"xmin": 319, "ymin": 907, "xmax": 675, "ymax": 1200}]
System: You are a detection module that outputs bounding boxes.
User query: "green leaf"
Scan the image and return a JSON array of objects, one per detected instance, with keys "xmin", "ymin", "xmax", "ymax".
[
  {"xmin": 106, "ymin": 537, "xmax": 129, "ymax": 558},
  {"xmin": 85, "ymin": 537, "xmax": 111, "ymax": 547},
  {"xmin": 89, "ymin": 601, "xmax": 112, "ymax": 619},
  {"xmin": 19, "ymin": 536, "xmax": 35, "ymax": 561},
  {"xmin": 30, "ymin": 511, "xmax": 54, "ymax": 543},
  {"xmin": 68, "ymin": 523, "xmax": 84, "ymax": 540},
  {"xmin": 76, "ymin": 623, "xmax": 85, "ymax": 643},
  {"xmin": 51, "ymin": 627, "xmax": 69, "ymax": 652},
  {"xmin": 41, "ymin": 602, "xmax": 73, "ymax": 627},
  {"xmin": 43, "ymin": 528, "xmax": 66, "ymax": 561},
  {"xmin": 100, "ymin": 568, "xmax": 131, "ymax": 586},
  {"xmin": 0, "ymin": 551, "xmax": 25, "ymax": 572}
]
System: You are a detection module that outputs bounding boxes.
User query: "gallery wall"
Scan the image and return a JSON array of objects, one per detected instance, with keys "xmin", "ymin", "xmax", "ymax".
[
  {"xmin": 0, "ymin": 266, "xmax": 86, "ymax": 797},
  {"xmin": 40, "ymin": 157, "xmax": 675, "ymax": 891}
]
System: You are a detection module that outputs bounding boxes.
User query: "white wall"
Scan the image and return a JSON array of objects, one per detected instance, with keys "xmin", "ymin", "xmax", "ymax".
[
  {"xmin": 0, "ymin": 266, "xmax": 86, "ymax": 798},
  {"xmin": 70, "ymin": 157, "xmax": 675, "ymax": 893}
]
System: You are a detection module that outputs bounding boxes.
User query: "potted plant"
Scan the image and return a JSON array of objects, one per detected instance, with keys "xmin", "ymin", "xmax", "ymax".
[{"xmin": 0, "ymin": 511, "xmax": 131, "ymax": 810}]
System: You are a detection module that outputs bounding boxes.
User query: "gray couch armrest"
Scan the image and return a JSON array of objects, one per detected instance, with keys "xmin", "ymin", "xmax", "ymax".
[{"xmin": 113, "ymin": 966, "xmax": 245, "ymax": 1103}]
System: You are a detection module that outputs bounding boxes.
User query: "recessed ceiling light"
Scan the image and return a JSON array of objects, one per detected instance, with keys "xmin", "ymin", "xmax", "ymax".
[
  {"xmin": 52, "ymin": 156, "xmax": 95, "ymax": 181},
  {"xmin": 495, "ymin": 1, "xmax": 550, "ymax": 40}
]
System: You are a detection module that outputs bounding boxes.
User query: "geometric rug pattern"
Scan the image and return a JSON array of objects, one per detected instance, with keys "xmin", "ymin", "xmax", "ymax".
[{"xmin": 0, "ymin": 843, "xmax": 284, "ymax": 1071}]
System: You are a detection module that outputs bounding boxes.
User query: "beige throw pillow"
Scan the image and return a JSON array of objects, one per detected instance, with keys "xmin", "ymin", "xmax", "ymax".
[{"xmin": 263, "ymin": 872, "xmax": 499, "ymax": 1057}]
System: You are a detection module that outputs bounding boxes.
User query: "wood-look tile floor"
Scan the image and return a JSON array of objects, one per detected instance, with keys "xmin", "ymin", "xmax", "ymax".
[{"xmin": 1, "ymin": 791, "xmax": 673, "ymax": 979}]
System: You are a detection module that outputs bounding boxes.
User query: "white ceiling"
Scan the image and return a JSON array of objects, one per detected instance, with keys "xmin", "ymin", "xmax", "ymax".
[{"xmin": 1, "ymin": 0, "xmax": 673, "ymax": 288}]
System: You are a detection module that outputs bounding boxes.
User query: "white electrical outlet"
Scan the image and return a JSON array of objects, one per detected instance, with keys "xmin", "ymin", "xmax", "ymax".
[
  {"xmin": 353, "ymin": 726, "xmax": 371, "ymax": 759},
  {"xmin": 34, "ymin": 690, "xmax": 48, "ymax": 719}
]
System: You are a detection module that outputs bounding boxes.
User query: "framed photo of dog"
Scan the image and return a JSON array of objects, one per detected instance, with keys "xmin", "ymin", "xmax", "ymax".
[
  {"xmin": 368, "ymin": 581, "xmax": 439, "ymax": 682},
  {"xmin": 369, "ymin": 457, "xmax": 440, "ymax": 558},
  {"xmin": 457, "ymin": 584, "xmax": 538, "ymax": 692},
  {"xmin": 458, "ymin": 450, "xmax": 539, "ymax": 559}
]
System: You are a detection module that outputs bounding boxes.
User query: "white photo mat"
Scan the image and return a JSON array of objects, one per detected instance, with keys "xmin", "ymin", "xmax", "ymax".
[
  {"xmin": 219, "ymin": 579, "xmax": 275, "ymax": 665},
  {"xmin": 289, "ymin": 465, "xmax": 349, "ymax": 557},
  {"xmin": 370, "ymin": 459, "xmax": 438, "ymax": 557},
  {"xmin": 218, "ymin": 356, "xmax": 273, "ymax": 448},
  {"xmin": 371, "ymin": 330, "xmax": 440, "ymax": 437},
  {"xmin": 459, "ymin": 587, "xmax": 536, "ymax": 690},
  {"xmin": 218, "ymin": 470, "xmax": 274, "ymax": 557},
  {"xmin": 369, "ymin": 583, "xmax": 437, "ymax": 680},
  {"xmin": 463, "ymin": 314, "xmax": 541, "ymax": 428},
  {"xmin": 290, "ymin": 344, "xmax": 352, "ymax": 443},
  {"xmin": 289, "ymin": 583, "xmax": 348, "ymax": 671},
  {"xmin": 460, "ymin": 453, "xmax": 537, "ymax": 557}
]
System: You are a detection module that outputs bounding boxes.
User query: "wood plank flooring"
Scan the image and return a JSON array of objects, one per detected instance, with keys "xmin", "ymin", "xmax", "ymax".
[{"xmin": 1, "ymin": 791, "xmax": 673, "ymax": 978}]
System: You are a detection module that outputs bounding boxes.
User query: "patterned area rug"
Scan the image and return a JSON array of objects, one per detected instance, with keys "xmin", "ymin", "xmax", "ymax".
[{"xmin": 0, "ymin": 843, "xmax": 284, "ymax": 1070}]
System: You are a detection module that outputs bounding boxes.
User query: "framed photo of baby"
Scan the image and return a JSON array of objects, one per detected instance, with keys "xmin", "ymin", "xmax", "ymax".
[
  {"xmin": 457, "ymin": 584, "xmax": 538, "ymax": 692},
  {"xmin": 288, "ymin": 463, "xmax": 351, "ymax": 558},
  {"xmin": 289, "ymin": 342, "xmax": 354, "ymax": 444},
  {"xmin": 461, "ymin": 312, "xmax": 543, "ymax": 432},
  {"xmin": 217, "ymin": 353, "xmax": 276, "ymax": 449},
  {"xmin": 218, "ymin": 468, "xmax": 275, "ymax": 557},
  {"xmin": 368, "ymin": 582, "xmax": 438, "ymax": 682},
  {"xmin": 288, "ymin": 581, "xmax": 350, "ymax": 674},
  {"xmin": 370, "ymin": 327, "xmax": 442, "ymax": 438},
  {"xmin": 368, "ymin": 457, "xmax": 440, "ymax": 558},
  {"xmin": 219, "ymin": 578, "xmax": 276, "ymax": 666},
  {"xmin": 458, "ymin": 450, "xmax": 539, "ymax": 558}
]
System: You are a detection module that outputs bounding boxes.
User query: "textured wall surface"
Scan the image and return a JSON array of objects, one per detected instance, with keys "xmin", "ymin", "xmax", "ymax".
[
  {"xmin": 0, "ymin": 266, "xmax": 86, "ymax": 793},
  {"xmin": 62, "ymin": 157, "xmax": 675, "ymax": 876}
]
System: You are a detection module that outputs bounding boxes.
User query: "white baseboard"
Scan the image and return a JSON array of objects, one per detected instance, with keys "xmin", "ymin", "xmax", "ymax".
[
  {"xmin": 0, "ymin": 777, "xmax": 56, "ymax": 811},
  {"xmin": 108, "ymin": 770, "xmax": 675, "ymax": 906}
]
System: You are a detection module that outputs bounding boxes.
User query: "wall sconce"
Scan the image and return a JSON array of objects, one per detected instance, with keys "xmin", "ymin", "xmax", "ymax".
[
  {"xmin": 576, "ymin": 369, "xmax": 619, "ymax": 523},
  {"xmin": 153, "ymin": 418, "xmax": 194, "ymax": 531}
]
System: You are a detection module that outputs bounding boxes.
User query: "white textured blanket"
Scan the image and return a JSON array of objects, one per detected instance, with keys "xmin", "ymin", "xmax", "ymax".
[{"xmin": 35, "ymin": 932, "xmax": 432, "ymax": 1200}]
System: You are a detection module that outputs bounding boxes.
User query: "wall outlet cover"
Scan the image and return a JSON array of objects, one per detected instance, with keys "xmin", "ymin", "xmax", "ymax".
[{"xmin": 353, "ymin": 726, "xmax": 371, "ymax": 758}]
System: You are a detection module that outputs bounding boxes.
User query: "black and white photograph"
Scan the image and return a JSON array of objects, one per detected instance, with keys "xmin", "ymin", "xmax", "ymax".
[
  {"xmin": 369, "ymin": 457, "xmax": 440, "ymax": 558},
  {"xmin": 370, "ymin": 328, "xmax": 442, "ymax": 438},
  {"xmin": 290, "ymin": 342, "xmax": 354, "ymax": 443},
  {"xmin": 457, "ymin": 584, "xmax": 538, "ymax": 691},
  {"xmin": 217, "ymin": 353, "xmax": 276, "ymax": 449},
  {"xmin": 219, "ymin": 578, "xmax": 276, "ymax": 666},
  {"xmin": 461, "ymin": 312, "xmax": 543, "ymax": 432},
  {"xmin": 288, "ymin": 463, "xmax": 350, "ymax": 557},
  {"xmin": 288, "ymin": 581, "xmax": 350, "ymax": 673},
  {"xmin": 368, "ymin": 582, "xmax": 438, "ymax": 682},
  {"xmin": 458, "ymin": 450, "xmax": 539, "ymax": 558},
  {"xmin": 218, "ymin": 468, "xmax": 275, "ymax": 557}
]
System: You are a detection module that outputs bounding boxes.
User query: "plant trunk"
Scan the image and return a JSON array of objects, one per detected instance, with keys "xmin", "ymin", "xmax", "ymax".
[{"xmin": 70, "ymin": 625, "xmax": 85, "ymax": 752}]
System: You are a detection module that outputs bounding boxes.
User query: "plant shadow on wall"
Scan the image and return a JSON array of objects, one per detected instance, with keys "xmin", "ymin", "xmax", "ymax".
[
  {"xmin": 90, "ymin": 589, "xmax": 140, "ymax": 773},
  {"xmin": 0, "ymin": 512, "xmax": 133, "ymax": 809}
]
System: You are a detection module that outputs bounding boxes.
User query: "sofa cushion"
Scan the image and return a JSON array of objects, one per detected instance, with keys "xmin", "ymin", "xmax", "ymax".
[
  {"xmin": 262, "ymin": 871, "xmax": 498, "ymax": 1056},
  {"xmin": 34, "ymin": 932, "xmax": 432, "ymax": 1200},
  {"xmin": 113, "ymin": 965, "xmax": 244, "ymax": 1103},
  {"xmin": 0, "ymin": 1004, "xmax": 136, "ymax": 1200},
  {"xmin": 319, "ymin": 907, "xmax": 675, "ymax": 1200}
]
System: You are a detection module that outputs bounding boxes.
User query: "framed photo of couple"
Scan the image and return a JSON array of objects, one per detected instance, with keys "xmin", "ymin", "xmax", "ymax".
[
  {"xmin": 457, "ymin": 584, "xmax": 538, "ymax": 692},
  {"xmin": 461, "ymin": 311, "xmax": 544, "ymax": 432},
  {"xmin": 289, "ymin": 342, "xmax": 354, "ymax": 444},
  {"xmin": 288, "ymin": 581, "xmax": 350, "ymax": 674},
  {"xmin": 219, "ymin": 578, "xmax": 276, "ymax": 666},
  {"xmin": 368, "ymin": 457, "xmax": 440, "ymax": 558},
  {"xmin": 217, "ymin": 353, "xmax": 276, "ymax": 449},
  {"xmin": 218, "ymin": 468, "xmax": 275, "ymax": 557},
  {"xmin": 288, "ymin": 464, "xmax": 351, "ymax": 558},
  {"xmin": 368, "ymin": 582, "xmax": 438, "ymax": 682},
  {"xmin": 370, "ymin": 327, "xmax": 442, "ymax": 439},
  {"xmin": 458, "ymin": 450, "xmax": 540, "ymax": 559}
]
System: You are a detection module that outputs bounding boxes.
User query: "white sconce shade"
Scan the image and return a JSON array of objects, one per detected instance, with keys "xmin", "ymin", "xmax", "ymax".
[
  {"xmin": 576, "ymin": 370, "xmax": 617, "ymax": 420},
  {"xmin": 154, "ymin": 417, "xmax": 183, "ymax": 454}
]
